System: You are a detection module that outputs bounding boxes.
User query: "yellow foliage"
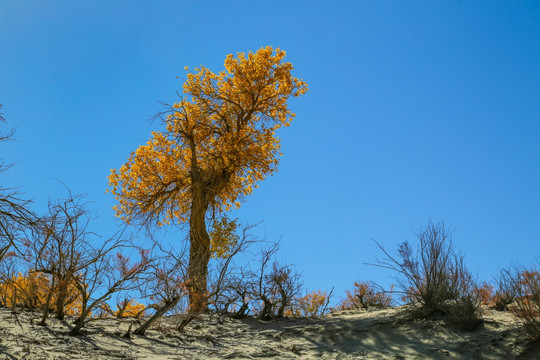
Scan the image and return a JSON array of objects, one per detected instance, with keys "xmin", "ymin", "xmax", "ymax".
[
  {"xmin": 108, "ymin": 46, "xmax": 308, "ymax": 255},
  {"xmin": 293, "ymin": 290, "xmax": 330, "ymax": 317},
  {"xmin": 115, "ymin": 299, "xmax": 146, "ymax": 318},
  {"xmin": 0, "ymin": 272, "xmax": 81, "ymax": 315},
  {"xmin": 209, "ymin": 215, "xmax": 239, "ymax": 259}
]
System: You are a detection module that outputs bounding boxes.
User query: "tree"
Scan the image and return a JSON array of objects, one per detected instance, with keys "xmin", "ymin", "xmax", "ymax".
[
  {"xmin": 24, "ymin": 194, "xmax": 92, "ymax": 322},
  {"xmin": 108, "ymin": 47, "xmax": 307, "ymax": 310}
]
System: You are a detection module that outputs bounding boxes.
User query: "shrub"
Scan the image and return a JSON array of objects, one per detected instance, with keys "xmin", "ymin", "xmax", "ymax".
[
  {"xmin": 339, "ymin": 282, "xmax": 392, "ymax": 310},
  {"xmin": 507, "ymin": 267, "xmax": 540, "ymax": 336},
  {"xmin": 374, "ymin": 221, "xmax": 483, "ymax": 330},
  {"xmin": 492, "ymin": 268, "xmax": 519, "ymax": 311},
  {"xmin": 474, "ymin": 282, "xmax": 494, "ymax": 306},
  {"xmin": 287, "ymin": 289, "xmax": 332, "ymax": 317}
]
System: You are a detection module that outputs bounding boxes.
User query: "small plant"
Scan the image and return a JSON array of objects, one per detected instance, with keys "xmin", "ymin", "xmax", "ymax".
[{"xmin": 339, "ymin": 282, "xmax": 392, "ymax": 310}]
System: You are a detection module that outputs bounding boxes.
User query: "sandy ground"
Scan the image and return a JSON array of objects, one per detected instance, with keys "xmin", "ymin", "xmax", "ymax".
[{"xmin": 0, "ymin": 306, "xmax": 538, "ymax": 359}]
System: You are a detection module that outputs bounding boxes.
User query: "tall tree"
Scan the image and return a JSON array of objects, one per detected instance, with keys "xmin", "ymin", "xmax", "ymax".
[{"xmin": 108, "ymin": 47, "xmax": 307, "ymax": 310}]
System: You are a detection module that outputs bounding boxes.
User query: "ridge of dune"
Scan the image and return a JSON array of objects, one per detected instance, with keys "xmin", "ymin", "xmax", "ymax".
[{"xmin": 0, "ymin": 306, "xmax": 538, "ymax": 359}]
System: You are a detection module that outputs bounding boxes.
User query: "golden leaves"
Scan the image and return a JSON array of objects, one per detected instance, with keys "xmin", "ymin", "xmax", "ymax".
[
  {"xmin": 108, "ymin": 46, "xmax": 307, "ymax": 239},
  {"xmin": 209, "ymin": 214, "xmax": 239, "ymax": 259}
]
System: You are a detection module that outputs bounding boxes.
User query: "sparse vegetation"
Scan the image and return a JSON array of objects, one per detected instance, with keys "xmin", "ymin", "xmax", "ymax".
[
  {"xmin": 497, "ymin": 264, "xmax": 540, "ymax": 337},
  {"xmin": 373, "ymin": 221, "xmax": 483, "ymax": 330},
  {"xmin": 0, "ymin": 46, "xmax": 536, "ymax": 356}
]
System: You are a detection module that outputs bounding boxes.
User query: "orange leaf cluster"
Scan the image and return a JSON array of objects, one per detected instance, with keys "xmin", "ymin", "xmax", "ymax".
[
  {"xmin": 339, "ymin": 281, "xmax": 392, "ymax": 310},
  {"xmin": 294, "ymin": 290, "xmax": 330, "ymax": 317}
]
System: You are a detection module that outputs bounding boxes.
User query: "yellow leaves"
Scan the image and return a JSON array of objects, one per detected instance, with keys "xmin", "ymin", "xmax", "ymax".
[
  {"xmin": 209, "ymin": 214, "xmax": 239, "ymax": 259},
  {"xmin": 295, "ymin": 290, "xmax": 330, "ymax": 317},
  {"xmin": 115, "ymin": 299, "xmax": 146, "ymax": 318},
  {"xmin": 108, "ymin": 46, "xmax": 307, "ymax": 226},
  {"xmin": 0, "ymin": 272, "xmax": 82, "ymax": 315}
]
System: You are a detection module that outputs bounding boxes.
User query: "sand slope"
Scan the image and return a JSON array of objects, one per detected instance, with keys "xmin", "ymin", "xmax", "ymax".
[{"xmin": 0, "ymin": 306, "xmax": 537, "ymax": 359}]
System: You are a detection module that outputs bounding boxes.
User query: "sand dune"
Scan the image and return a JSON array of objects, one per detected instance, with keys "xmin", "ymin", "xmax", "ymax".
[{"xmin": 0, "ymin": 306, "xmax": 537, "ymax": 359}]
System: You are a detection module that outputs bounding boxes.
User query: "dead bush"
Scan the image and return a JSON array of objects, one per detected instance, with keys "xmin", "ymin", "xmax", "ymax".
[
  {"xmin": 249, "ymin": 243, "xmax": 303, "ymax": 320},
  {"xmin": 0, "ymin": 110, "xmax": 35, "ymax": 263},
  {"xmin": 492, "ymin": 268, "xmax": 520, "ymax": 311},
  {"xmin": 373, "ymin": 221, "xmax": 483, "ymax": 330}
]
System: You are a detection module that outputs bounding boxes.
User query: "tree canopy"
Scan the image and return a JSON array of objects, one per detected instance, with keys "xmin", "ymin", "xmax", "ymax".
[{"xmin": 109, "ymin": 46, "xmax": 307, "ymax": 226}]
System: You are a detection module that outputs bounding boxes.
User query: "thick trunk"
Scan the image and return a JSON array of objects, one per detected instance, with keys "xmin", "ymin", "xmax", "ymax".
[
  {"xmin": 187, "ymin": 187, "xmax": 211, "ymax": 313},
  {"xmin": 277, "ymin": 303, "xmax": 286, "ymax": 318},
  {"xmin": 259, "ymin": 296, "xmax": 274, "ymax": 321},
  {"xmin": 176, "ymin": 312, "xmax": 197, "ymax": 332},
  {"xmin": 234, "ymin": 302, "xmax": 249, "ymax": 318}
]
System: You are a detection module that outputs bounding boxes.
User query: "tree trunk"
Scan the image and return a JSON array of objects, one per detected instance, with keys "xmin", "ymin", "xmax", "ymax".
[
  {"xmin": 55, "ymin": 277, "xmax": 68, "ymax": 320},
  {"xmin": 259, "ymin": 296, "xmax": 274, "ymax": 321},
  {"xmin": 187, "ymin": 188, "xmax": 211, "ymax": 313},
  {"xmin": 176, "ymin": 312, "xmax": 197, "ymax": 332},
  {"xmin": 277, "ymin": 303, "xmax": 286, "ymax": 318},
  {"xmin": 69, "ymin": 310, "xmax": 89, "ymax": 336},
  {"xmin": 133, "ymin": 297, "xmax": 180, "ymax": 336}
]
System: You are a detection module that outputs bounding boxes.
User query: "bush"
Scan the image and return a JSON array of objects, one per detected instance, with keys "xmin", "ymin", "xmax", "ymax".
[
  {"xmin": 502, "ymin": 266, "xmax": 540, "ymax": 337},
  {"xmin": 492, "ymin": 268, "xmax": 519, "ymax": 311},
  {"xmin": 338, "ymin": 282, "xmax": 392, "ymax": 310},
  {"xmin": 474, "ymin": 282, "xmax": 494, "ymax": 306},
  {"xmin": 374, "ymin": 221, "xmax": 483, "ymax": 330},
  {"xmin": 287, "ymin": 289, "xmax": 332, "ymax": 317}
]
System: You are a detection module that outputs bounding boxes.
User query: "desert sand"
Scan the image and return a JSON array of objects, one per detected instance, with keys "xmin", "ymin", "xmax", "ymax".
[{"xmin": 0, "ymin": 306, "xmax": 538, "ymax": 359}]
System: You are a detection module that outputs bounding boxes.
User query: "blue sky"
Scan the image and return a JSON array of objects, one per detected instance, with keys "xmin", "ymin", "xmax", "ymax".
[{"xmin": 1, "ymin": 1, "xmax": 539, "ymax": 303}]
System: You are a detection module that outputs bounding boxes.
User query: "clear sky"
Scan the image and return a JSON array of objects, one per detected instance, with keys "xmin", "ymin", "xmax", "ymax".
[{"xmin": 1, "ymin": 1, "xmax": 539, "ymax": 303}]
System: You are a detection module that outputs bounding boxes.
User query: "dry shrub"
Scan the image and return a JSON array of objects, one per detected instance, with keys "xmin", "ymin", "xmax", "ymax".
[
  {"xmin": 504, "ymin": 266, "xmax": 540, "ymax": 337},
  {"xmin": 0, "ymin": 108, "xmax": 36, "ymax": 264},
  {"xmin": 474, "ymin": 282, "xmax": 494, "ymax": 306},
  {"xmin": 493, "ymin": 268, "xmax": 520, "ymax": 311},
  {"xmin": 374, "ymin": 221, "xmax": 483, "ymax": 330},
  {"xmin": 339, "ymin": 281, "xmax": 392, "ymax": 310}
]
